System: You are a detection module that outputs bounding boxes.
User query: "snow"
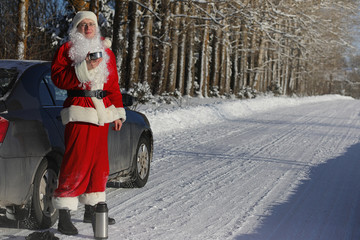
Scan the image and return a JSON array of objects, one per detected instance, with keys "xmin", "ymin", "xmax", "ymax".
[
  {"xmin": 143, "ymin": 95, "xmax": 352, "ymax": 136},
  {"xmin": 1, "ymin": 94, "xmax": 360, "ymax": 240}
]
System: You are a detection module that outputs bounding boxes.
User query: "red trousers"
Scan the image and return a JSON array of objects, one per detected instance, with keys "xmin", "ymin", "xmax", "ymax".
[{"xmin": 53, "ymin": 122, "xmax": 109, "ymax": 209}]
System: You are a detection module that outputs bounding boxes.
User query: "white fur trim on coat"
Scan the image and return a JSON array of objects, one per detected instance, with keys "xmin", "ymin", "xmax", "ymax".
[
  {"xmin": 61, "ymin": 104, "xmax": 126, "ymax": 126},
  {"xmin": 74, "ymin": 60, "xmax": 91, "ymax": 85},
  {"xmin": 117, "ymin": 107, "xmax": 126, "ymax": 122},
  {"xmin": 52, "ymin": 196, "xmax": 78, "ymax": 211},
  {"xmin": 92, "ymin": 97, "xmax": 126, "ymax": 124},
  {"xmin": 79, "ymin": 192, "xmax": 106, "ymax": 206},
  {"xmin": 92, "ymin": 97, "xmax": 108, "ymax": 125}
]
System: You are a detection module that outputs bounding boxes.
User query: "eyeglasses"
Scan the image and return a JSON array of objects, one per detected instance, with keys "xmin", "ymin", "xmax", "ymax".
[{"xmin": 78, "ymin": 22, "xmax": 96, "ymax": 28}]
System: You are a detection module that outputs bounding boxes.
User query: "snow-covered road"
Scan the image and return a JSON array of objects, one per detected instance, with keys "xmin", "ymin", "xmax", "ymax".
[{"xmin": 2, "ymin": 95, "xmax": 360, "ymax": 240}]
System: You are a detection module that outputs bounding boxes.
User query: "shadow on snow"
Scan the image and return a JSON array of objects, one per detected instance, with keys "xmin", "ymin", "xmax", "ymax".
[{"xmin": 235, "ymin": 141, "xmax": 360, "ymax": 240}]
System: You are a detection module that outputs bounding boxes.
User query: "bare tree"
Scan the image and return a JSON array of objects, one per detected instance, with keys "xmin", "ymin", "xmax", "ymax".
[
  {"xmin": 17, "ymin": 0, "xmax": 29, "ymax": 60},
  {"xmin": 123, "ymin": 1, "xmax": 140, "ymax": 90},
  {"xmin": 210, "ymin": 26, "xmax": 222, "ymax": 96},
  {"xmin": 198, "ymin": 3, "xmax": 211, "ymax": 97},
  {"xmin": 157, "ymin": 0, "xmax": 171, "ymax": 94},
  {"xmin": 184, "ymin": 3, "xmax": 196, "ymax": 96},
  {"xmin": 4, "ymin": 0, "xmax": 360, "ymax": 99},
  {"xmin": 166, "ymin": 1, "xmax": 181, "ymax": 93},
  {"xmin": 176, "ymin": 2, "xmax": 188, "ymax": 95},
  {"xmin": 67, "ymin": 0, "xmax": 89, "ymax": 11},
  {"xmin": 89, "ymin": 0, "xmax": 99, "ymax": 15},
  {"xmin": 142, "ymin": 0, "xmax": 154, "ymax": 87}
]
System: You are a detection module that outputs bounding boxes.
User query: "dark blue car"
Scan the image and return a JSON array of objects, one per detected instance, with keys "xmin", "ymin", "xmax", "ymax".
[{"xmin": 0, "ymin": 60, "xmax": 153, "ymax": 229}]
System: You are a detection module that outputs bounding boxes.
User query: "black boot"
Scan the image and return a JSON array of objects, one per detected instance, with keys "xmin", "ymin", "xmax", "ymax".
[
  {"xmin": 58, "ymin": 209, "xmax": 78, "ymax": 235},
  {"xmin": 83, "ymin": 204, "xmax": 116, "ymax": 225}
]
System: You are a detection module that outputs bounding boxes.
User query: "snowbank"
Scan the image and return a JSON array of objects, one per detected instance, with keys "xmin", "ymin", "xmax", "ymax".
[{"xmin": 142, "ymin": 95, "xmax": 353, "ymax": 135}]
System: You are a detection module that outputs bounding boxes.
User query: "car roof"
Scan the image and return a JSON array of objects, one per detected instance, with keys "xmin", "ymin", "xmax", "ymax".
[{"xmin": 0, "ymin": 59, "xmax": 50, "ymax": 78}]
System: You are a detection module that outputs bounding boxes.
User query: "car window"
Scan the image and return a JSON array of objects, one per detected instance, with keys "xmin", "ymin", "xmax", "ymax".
[
  {"xmin": 42, "ymin": 74, "xmax": 67, "ymax": 106},
  {"xmin": 39, "ymin": 78, "xmax": 54, "ymax": 106},
  {"xmin": 0, "ymin": 67, "xmax": 18, "ymax": 97}
]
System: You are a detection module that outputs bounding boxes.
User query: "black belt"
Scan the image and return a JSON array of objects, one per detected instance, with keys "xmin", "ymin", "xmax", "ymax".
[{"xmin": 67, "ymin": 90, "xmax": 107, "ymax": 99}]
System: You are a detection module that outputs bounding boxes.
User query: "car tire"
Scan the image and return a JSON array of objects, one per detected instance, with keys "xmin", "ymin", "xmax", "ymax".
[
  {"xmin": 27, "ymin": 158, "xmax": 59, "ymax": 229},
  {"xmin": 132, "ymin": 136, "xmax": 151, "ymax": 188}
]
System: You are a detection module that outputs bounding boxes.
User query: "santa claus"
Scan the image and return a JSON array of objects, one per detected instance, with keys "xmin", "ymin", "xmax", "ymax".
[{"xmin": 51, "ymin": 11, "xmax": 126, "ymax": 235}]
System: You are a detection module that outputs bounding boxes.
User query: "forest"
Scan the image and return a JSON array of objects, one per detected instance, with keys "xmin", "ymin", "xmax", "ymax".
[{"xmin": 1, "ymin": 0, "xmax": 360, "ymax": 101}]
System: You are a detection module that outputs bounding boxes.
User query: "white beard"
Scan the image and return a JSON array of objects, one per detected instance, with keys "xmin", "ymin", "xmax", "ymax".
[{"xmin": 68, "ymin": 29, "xmax": 109, "ymax": 89}]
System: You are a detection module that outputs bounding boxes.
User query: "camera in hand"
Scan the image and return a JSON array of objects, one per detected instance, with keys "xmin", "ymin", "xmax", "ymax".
[{"xmin": 89, "ymin": 52, "xmax": 103, "ymax": 60}]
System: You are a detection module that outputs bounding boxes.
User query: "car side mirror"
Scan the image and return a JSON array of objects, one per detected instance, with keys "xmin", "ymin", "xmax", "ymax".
[{"xmin": 122, "ymin": 93, "xmax": 133, "ymax": 107}]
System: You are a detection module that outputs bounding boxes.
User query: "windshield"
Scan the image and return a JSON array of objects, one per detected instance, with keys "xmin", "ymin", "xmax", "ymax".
[{"xmin": 0, "ymin": 67, "xmax": 19, "ymax": 97}]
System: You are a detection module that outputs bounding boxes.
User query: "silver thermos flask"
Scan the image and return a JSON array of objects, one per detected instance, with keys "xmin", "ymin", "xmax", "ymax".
[{"xmin": 92, "ymin": 202, "xmax": 108, "ymax": 239}]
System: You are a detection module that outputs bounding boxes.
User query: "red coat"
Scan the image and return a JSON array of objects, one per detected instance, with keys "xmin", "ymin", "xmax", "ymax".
[{"xmin": 51, "ymin": 41, "xmax": 126, "ymax": 126}]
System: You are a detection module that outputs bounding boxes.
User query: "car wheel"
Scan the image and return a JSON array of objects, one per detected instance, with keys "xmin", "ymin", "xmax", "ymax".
[
  {"xmin": 132, "ymin": 136, "xmax": 151, "ymax": 188},
  {"xmin": 27, "ymin": 159, "xmax": 59, "ymax": 229}
]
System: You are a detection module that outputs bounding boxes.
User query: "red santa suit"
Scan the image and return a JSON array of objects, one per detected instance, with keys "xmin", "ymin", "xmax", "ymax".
[{"xmin": 51, "ymin": 35, "xmax": 126, "ymax": 210}]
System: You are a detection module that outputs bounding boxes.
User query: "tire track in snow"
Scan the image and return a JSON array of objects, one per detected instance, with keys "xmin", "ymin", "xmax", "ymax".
[
  {"xmin": 234, "ymin": 100, "xmax": 360, "ymax": 239},
  {"xmin": 149, "ymin": 99, "xmax": 360, "ymax": 239},
  {"xmin": 128, "ymin": 105, "xmax": 324, "ymax": 238},
  {"xmin": 120, "ymin": 99, "xmax": 360, "ymax": 239}
]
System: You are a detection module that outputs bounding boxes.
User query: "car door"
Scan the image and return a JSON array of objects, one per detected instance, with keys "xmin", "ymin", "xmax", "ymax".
[
  {"xmin": 107, "ymin": 109, "xmax": 133, "ymax": 175},
  {"xmin": 39, "ymin": 71, "xmax": 65, "ymax": 149}
]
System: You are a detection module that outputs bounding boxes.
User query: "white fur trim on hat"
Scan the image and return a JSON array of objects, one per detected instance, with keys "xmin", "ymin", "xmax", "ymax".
[
  {"xmin": 72, "ymin": 11, "xmax": 98, "ymax": 30},
  {"xmin": 103, "ymin": 38, "xmax": 112, "ymax": 49}
]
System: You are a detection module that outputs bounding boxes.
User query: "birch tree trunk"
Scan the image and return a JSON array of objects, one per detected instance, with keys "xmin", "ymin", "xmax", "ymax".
[
  {"xmin": 240, "ymin": 22, "xmax": 249, "ymax": 89},
  {"xmin": 17, "ymin": 0, "xmax": 29, "ymax": 60},
  {"xmin": 176, "ymin": 2, "xmax": 187, "ymax": 95},
  {"xmin": 158, "ymin": 0, "xmax": 171, "ymax": 94},
  {"xmin": 282, "ymin": 20, "xmax": 291, "ymax": 95},
  {"xmin": 295, "ymin": 50, "xmax": 302, "ymax": 94},
  {"xmin": 198, "ymin": 5, "xmax": 210, "ymax": 97},
  {"xmin": 249, "ymin": 28, "xmax": 257, "ymax": 88},
  {"xmin": 142, "ymin": 0, "xmax": 153, "ymax": 86},
  {"xmin": 167, "ymin": 2, "xmax": 180, "ymax": 93},
  {"xmin": 264, "ymin": 42, "xmax": 270, "ymax": 92},
  {"xmin": 112, "ymin": 0, "xmax": 128, "ymax": 82},
  {"xmin": 184, "ymin": 4, "xmax": 195, "ymax": 96},
  {"xmin": 252, "ymin": 30, "xmax": 266, "ymax": 91},
  {"xmin": 210, "ymin": 27, "xmax": 221, "ymax": 95},
  {"xmin": 288, "ymin": 50, "xmax": 296, "ymax": 94},
  {"xmin": 224, "ymin": 35, "xmax": 231, "ymax": 95},
  {"xmin": 219, "ymin": 27, "xmax": 231, "ymax": 95},
  {"xmin": 272, "ymin": 23, "xmax": 280, "ymax": 90},
  {"xmin": 287, "ymin": 20, "xmax": 297, "ymax": 95},
  {"xmin": 124, "ymin": 1, "xmax": 140, "ymax": 90},
  {"xmin": 231, "ymin": 29, "xmax": 240, "ymax": 95},
  {"xmin": 277, "ymin": 19, "xmax": 285, "ymax": 94}
]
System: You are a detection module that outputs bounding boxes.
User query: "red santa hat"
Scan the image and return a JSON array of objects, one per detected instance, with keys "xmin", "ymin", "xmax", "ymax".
[{"xmin": 72, "ymin": 11, "xmax": 98, "ymax": 30}]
